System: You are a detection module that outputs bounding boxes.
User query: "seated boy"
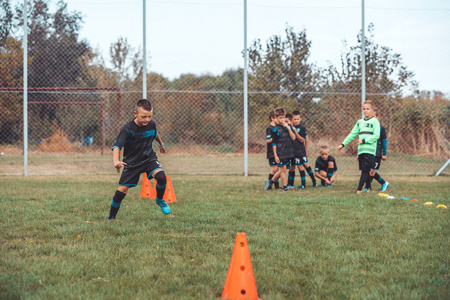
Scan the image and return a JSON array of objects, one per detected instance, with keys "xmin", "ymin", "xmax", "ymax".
[{"xmin": 314, "ymin": 145, "xmax": 338, "ymax": 187}]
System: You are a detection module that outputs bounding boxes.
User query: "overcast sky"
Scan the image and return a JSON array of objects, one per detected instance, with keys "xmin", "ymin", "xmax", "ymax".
[{"xmin": 20, "ymin": 0, "xmax": 450, "ymax": 93}]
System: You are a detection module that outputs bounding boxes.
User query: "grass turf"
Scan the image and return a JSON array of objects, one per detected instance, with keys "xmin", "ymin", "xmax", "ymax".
[{"xmin": 0, "ymin": 175, "xmax": 449, "ymax": 299}]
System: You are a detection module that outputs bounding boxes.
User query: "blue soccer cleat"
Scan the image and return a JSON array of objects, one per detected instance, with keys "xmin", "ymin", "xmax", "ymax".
[
  {"xmin": 264, "ymin": 180, "xmax": 273, "ymax": 190},
  {"xmin": 381, "ymin": 181, "xmax": 389, "ymax": 192},
  {"xmin": 156, "ymin": 199, "xmax": 171, "ymax": 214}
]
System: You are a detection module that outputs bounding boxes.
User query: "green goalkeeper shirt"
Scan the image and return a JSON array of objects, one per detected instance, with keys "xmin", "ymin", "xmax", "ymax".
[{"xmin": 342, "ymin": 117, "xmax": 381, "ymax": 156}]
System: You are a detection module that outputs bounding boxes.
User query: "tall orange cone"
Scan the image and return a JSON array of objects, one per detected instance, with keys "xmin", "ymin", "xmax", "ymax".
[
  {"xmin": 221, "ymin": 233, "xmax": 258, "ymax": 300},
  {"xmin": 163, "ymin": 175, "xmax": 177, "ymax": 203},
  {"xmin": 140, "ymin": 173, "xmax": 153, "ymax": 198}
]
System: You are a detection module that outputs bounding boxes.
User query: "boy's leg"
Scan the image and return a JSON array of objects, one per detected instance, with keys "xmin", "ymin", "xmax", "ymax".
[
  {"xmin": 357, "ymin": 154, "xmax": 374, "ymax": 192},
  {"xmin": 149, "ymin": 166, "xmax": 171, "ymax": 215},
  {"xmin": 303, "ymin": 162, "xmax": 317, "ymax": 186},
  {"xmin": 288, "ymin": 158, "xmax": 296, "ymax": 188},
  {"xmin": 279, "ymin": 165, "xmax": 289, "ymax": 191},
  {"xmin": 108, "ymin": 187, "xmax": 128, "ymax": 220},
  {"xmin": 326, "ymin": 162, "xmax": 335, "ymax": 187},
  {"xmin": 298, "ymin": 165, "xmax": 306, "ymax": 188},
  {"xmin": 108, "ymin": 165, "xmax": 140, "ymax": 220}
]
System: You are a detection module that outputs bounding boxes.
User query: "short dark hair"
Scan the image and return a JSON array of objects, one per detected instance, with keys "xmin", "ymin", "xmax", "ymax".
[
  {"xmin": 274, "ymin": 107, "xmax": 286, "ymax": 117},
  {"xmin": 135, "ymin": 99, "xmax": 152, "ymax": 112},
  {"xmin": 292, "ymin": 110, "xmax": 301, "ymax": 117},
  {"xmin": 269, "ymin": 110, "xmax": 275, "ymax": 121},
  {"xmin": 373, "ymin": 107, "xmax": 380, "ymax": 117},
  {"xmin": 286, "ymin": 114, "xmax": 293, "ymax": 120}
]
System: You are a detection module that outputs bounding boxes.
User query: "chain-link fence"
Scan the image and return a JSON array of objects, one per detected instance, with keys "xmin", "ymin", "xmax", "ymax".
[{"xmin": 1, "ymin": 0, "xmax": 449, "ymax": 176}]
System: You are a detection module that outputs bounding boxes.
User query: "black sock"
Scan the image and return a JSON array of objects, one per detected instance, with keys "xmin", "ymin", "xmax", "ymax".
[
  {"xmin": 268, "ymin": 173, "xmax": 274, "ymax": 181},
  {"xmin": 288, "ymin": 171, "xmax": 295, "ymax": 186},
  {"xmin": 357, "ymin": 172, "xmax": 369, "ymax": 191},
  {"xmin": 274, "ymin": 179, "xmax": 280, "ymax": 189},
  {"xmin": 374, "ymin": 173, "xmax": 385, "ymax": 185},
  {"xmin": 154, "ymin": 172, "xmax": 167, "ymax": 200},
  {"xmin": 321, "ymin": 180, "xmax": 326, "ymax": 186},
  {"xmin": 327, "ymin": 168, "xmax": 334, "ymax": 182},
  {"xmin": 109, "ymin": 190, "xmax": 126, "ymax": 219},
  {"xmin": 365, "ymin": 173, "xmax": 372, "ymax": 190},
  {"xmin": 300, "ymin": 170, "xmax": 306, "ymax": 187},
  {"xmin": 305, "ymin": 166, "xmax": 316, "ymax": 184}
]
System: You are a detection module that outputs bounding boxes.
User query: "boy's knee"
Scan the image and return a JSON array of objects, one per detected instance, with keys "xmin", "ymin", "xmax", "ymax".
[
  {"xmin": 117, "ymin": 186, "xmax": 129, "ymax": 194},
  {"xmin": 154, "ymin": 171, "xmax": 166, "ymax": 185},
  {"xmin": 328, "ymin": 162, "xmax": 334, "ymax": 168}
]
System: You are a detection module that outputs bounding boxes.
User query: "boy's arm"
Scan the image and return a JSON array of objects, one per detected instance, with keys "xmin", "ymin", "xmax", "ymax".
[
  {"xmin": 287, "ymin": 125, "xmax": 296, "ymax": 140},
  {"xmin": 266, "ymin": 128, "xmax": 273, "ymax": 144},
  {"xmin": 112, "ymin": 147, "xmax": 126, "ymax": 173},
  {"xmin": 272, "ymin": 131, "xmax": 280, "ymax": 163},
  {"xmin": 305, "ymin": 135, "xmax": 309, "ymax": 153},
  {"xmin": 381, "ymin": 126, "xmax": 387, "ymax": 160},
  {"xmin": 155, "ymin": 133, "xmax": 166, "ymax": 153},
  {"xmin": 337, "ymin": 121, "xmax": 360, "ymax": 151},
  {"xmin": 330, "ymin": 171, "xmax": 338, "ymax": 182},
  {"xmin": 293, "ymin": 128, "xmax": 304, "ymax": 142}
]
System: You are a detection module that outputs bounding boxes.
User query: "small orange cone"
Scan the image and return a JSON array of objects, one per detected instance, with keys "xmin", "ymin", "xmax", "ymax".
[
  {"xmin": 140, "ymin": 173, "xmax": 153, "ymax": 198},
  {"xmin": 221, "ymin": 233, "xmax": 258, "ymax": 300}
]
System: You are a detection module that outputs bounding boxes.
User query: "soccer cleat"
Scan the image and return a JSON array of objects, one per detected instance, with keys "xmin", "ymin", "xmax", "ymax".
[
  {"xmin": 156, "ymin": 199, "xmax": 171, "ymax": 214},
  {"xmin": 288, "ymin": 185, "xmax": 295, "ymax": 189},
  {"xmin": 364, "ymin": 188, "xmax": 374, "ymax": 194},
  {"xmin": 312, "ymin": 182, "xmax": 318, "ymax": 188},
  {"xmin": 327, "ymin": 184, "xmax": 332, "ymax": 188},
  {"xmin": 356, "ymin": 190, "xmax": 364, "ymax": 194},
  {"xmin": 106, "ymin": 217, "xmax": 115, "ymax": 222},
  {"xmin": 381, "ymin": 181, "xmax": 389, "ymax": 192},
  {"xmin": 296, "ymin": 185, "xmax": 305, "ymax": 190},
  {"xmin": 282, "ymin": 187, "xmax": 289, "ymax": 192},
  {"xmin": 264, "ymin": 180, "xmax": 273, "ymax": 190}
]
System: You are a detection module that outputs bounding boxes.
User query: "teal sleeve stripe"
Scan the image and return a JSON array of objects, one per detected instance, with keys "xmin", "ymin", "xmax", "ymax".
[{"xmin": 111, "ymin": 146, "xmax": 120, "ymax": 151}]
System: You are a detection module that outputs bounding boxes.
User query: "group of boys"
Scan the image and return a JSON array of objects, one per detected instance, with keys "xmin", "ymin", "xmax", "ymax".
[
  {"xmin": 265, "ymin": 103, "xmax": 389, "ymax": 194},
  {"xmin": 107, "ymin": 99, "xmax": 390, "ymax": 221},
  {"xmin": 264, "ymin": 107, "xmax": 338, "ymax": 192}
]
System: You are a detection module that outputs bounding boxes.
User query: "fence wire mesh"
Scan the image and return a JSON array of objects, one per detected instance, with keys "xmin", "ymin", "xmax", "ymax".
[{"xmin": 1, "ymin": 0, "xmax": 449, "ymax": 176}]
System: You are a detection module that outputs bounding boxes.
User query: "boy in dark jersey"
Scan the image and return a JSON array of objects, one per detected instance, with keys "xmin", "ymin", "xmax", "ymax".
[
  {"xmin": 285, "ymin": 113, "xmax": 296, "ymax": 189},
  {"xmin": 107, "ymin": 99, "xmax": 170, "ymax": 221},
  {"xmin": 265, "ymin": 110, "xmax": 280, "ymax": 190},
  {"xmin": 264, "ymin": 107, "xmax": 296, "ymax": 192},
  {"xmin": 291, "ymin": 111, "xmax": 317, "ymax": 189},
  {"xmin": 369, "ymin": 107, "xmax": 389, "ymax": 192},
  {"xmin": 336, "ymin": 100, "xmax": 380, "ymax": 193},
  {"xmin": 314, "ymin": 145, "xmax": 338, "ymax": 187}
]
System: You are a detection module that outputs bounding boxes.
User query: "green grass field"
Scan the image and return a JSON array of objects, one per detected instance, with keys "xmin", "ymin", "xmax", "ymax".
[{"xmin": 1, "ymin": 175, "xmax": 449, "ymax": 299}]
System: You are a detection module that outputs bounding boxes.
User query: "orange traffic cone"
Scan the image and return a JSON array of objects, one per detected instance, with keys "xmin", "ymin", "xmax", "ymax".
[
  {"xmin": 163, "ymin": 175, "xmax": 177, "ymax": 203},
  {"xmin": 148, "ymin": 174, "xmax": 177, "ymax": 202},
  {"xmin": 221, "ymin": 233, "xmax": 258, "ymax": 300},
  {"xmin": 140, "ymin": 173, "xmax": 153, "ymax": 198}
]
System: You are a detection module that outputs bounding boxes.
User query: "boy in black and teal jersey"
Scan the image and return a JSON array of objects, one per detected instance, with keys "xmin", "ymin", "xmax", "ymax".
[
  {"xmin": 291, "ymin": 110, "xmax": 317, "ymax": 189},
  {"xmin": 315, "ymin": 145, "xmax": 338, "ymax": 187},
  {"xmin": 336, "ymin": 100, "xmax": 380, "ymax": 193},
  {"xmin": 369, "ymin": 107, "xmax": 389, "ymax": 192},
  {"xmin": 107, "ymin": 99, "xmax": 170, "ymax": 221},
  {"xmin": 265, "ymin": 107, "xmax": 296, "ymax": 192},
  {"xmin": 265, "ymin": 110, "xmax": 280, "ymax": 190}
]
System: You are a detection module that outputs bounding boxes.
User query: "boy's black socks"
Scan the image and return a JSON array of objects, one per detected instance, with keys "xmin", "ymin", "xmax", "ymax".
[
  {"xmin": 300, "ymin": 170, "xmax": 306, "ymax": 187},
  {"xmin": 274, "ymin": 179, "xmax": 280, "ymax": 189},
  {"xmin": 288, "ymin": 171, "xmax": 295, "ymax": 186},
  {"xmin": 373, "ymin": 172, "xmax": 385, "ymax": 185},
  {"xmin": 305, "ymin": 166, "xmax": 316, "ymax": 183},
  {"xmin": 357, "ymin": 172, "xmax": 369, "ymax": 191},
  {"xmin": 268, "ymin": 173, "xmax": 274, "ymax": 181},
  {"xmin": 109, "ymin": 190, "xmax": 126, "ymax": 219},
  {"xmin": 154, "ymin": 172, "xmax": 167, "ymax": 200}
]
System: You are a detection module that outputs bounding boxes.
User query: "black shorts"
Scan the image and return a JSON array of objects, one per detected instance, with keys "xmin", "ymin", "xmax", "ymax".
[
  {"xmin": 118, "ymin": 160, "xmax": 163, "ymax": 187},
  {"xmin": 373, "ymin": 157, "xmax": 382, "ymax": 171},
  {"xmin": 298, "ymin": 155, "xmax": 308, "ymax": 165},
  {"xmin": 358, "ymin": 153, "xmax": 375, "ymax": 172},
  {"xmin": 268, "ymin": 158, "xmax": 277, "ymax": 167},
  {"xmin": 288, "ymin": 157, "xmax": 296, "ymax": 169},
  {"xmin": 277, "ymin": 158, "xmax": 291, "ymax": 167}
]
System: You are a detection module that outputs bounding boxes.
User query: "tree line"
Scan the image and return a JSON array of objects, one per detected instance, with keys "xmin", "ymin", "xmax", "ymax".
[{"xmin": 1, "ymin": 0, "xmax": 448, "ymax": 158}]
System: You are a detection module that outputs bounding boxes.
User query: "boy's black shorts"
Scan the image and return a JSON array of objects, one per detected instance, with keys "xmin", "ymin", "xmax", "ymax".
[
  {"xmin": 277, "ymin": 158, "xmax": 291, "ymax": 168},
  {"xmin": 268, "ymin": 158, "xmax": 277, "ymax": 167},
  {"xmin": 358, "ymin": 153, "xmax": 375, "ymax": 172},
  {"xmin": 373, "ymin": 157, "xmax": 382, "ymax": 171},
  {"xmin": 119, "ymin": 160, "xmax": 163, "ymax": 187},
  {"xmin": 288, "ymin": 157, "xmax": 296, "ymax": 169}
]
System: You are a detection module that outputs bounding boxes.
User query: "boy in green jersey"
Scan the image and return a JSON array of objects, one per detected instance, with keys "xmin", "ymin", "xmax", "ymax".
[{"xmin": 336, "ymin": 100, "xmax": 380, "ymax": 193}]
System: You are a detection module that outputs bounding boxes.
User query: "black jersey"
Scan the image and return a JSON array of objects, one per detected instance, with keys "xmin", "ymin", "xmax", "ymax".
[
  {"xmin": 112, "ymin": 119, "xmax": 159, "ymax": 166},
  {"xmin": 292, "ymin": 124, "xmax": 307, "ymax": 157},
  {"xmin": 271, "ymin": 125, "xmax": 295, "ymax": 160},
  {"xmin": 266, "ymin": 125, "xmax": 276, "ymax": 159},
  {"xmin": 375, "ymin": 124, "xmax": 387, "ymax": 158},
  {"xmin": 315, "ymin": 155, "xmax": 338, "ymax": 172}
]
